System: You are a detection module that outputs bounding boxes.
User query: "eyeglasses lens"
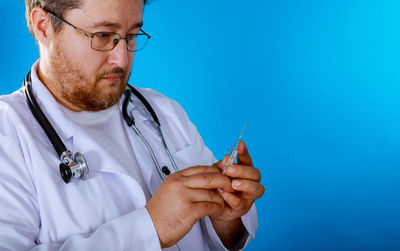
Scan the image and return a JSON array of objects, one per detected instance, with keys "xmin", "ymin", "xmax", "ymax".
[{"xmin": 91, "ymin": 33, "xmax": 149, "ymax": 52}]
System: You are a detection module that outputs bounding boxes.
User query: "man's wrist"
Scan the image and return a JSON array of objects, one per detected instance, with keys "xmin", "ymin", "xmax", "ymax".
[{"xmin": 211, "ymin": 217, "xmax": 247, "ymax": 250}]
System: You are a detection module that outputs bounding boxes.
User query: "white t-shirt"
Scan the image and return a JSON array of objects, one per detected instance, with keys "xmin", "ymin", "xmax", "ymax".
[{"xmin": 60, "ymin": 104, "xmax": 151, "ymax": 201}]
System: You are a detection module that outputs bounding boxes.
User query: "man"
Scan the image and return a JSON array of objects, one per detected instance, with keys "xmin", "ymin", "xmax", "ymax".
[{"xmin": 0, "ymin": 0, "xmax": 264, "ymax": 250}]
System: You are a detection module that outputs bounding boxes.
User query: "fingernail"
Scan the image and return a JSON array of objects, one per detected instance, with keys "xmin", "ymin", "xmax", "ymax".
[
  {"xmin": 232, "ymin": 180, "xmax": 241, "ymax": 188},
  {"xmin": 217, "ymin": 189, "xmax": 224, "ymax": 194},
  {"xmin": 226, "ymin": 166, "xmax": 236, "ymax": 174}
]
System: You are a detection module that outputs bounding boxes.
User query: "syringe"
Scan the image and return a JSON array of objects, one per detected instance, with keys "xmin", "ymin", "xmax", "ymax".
[{"xmin": 223, "ymin": 121, "xmax": 248, "ymax": 174}]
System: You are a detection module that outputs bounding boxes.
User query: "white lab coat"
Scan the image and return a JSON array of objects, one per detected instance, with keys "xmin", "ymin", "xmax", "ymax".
[{"xmin": 0, "ymin": 61, "xmax": 258, "ymax": 250}]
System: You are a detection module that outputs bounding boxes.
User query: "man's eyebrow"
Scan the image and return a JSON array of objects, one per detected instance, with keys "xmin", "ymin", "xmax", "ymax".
[
  {"xmin": 90, "ymin": 21, "xmax": 143, "ymax": 30},
  {"xmin": 130, "ymin": 22, "xmax": 144, "ymax": 30}
]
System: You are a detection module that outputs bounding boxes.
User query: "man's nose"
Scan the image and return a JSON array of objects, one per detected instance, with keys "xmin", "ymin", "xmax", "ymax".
[{"xmin": 108, "ymin": 39, "xmax": 130, "ymax": 68}]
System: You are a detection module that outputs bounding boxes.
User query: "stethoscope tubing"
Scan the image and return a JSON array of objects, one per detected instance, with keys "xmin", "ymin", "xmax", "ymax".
[
  {"xmin": 123, "ymin": 86, "xmax": 179, "ymax": 179},
  {"xmin": 130, "ymin": 122, "xmax": 167, "ymax": 180},
  {"xmin": 24, "ymin": 72, "xmax": 67, "ymax": 158},
  {"xmin": 23, "ymin": 71, "xmax": 178, "ymax": 183},
  {"xmin": 158, "ymin": 125, "xmax": 179, "ymax": 173}
]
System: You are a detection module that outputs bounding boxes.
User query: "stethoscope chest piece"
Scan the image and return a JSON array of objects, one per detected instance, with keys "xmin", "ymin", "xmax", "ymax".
[{"xmin": 59, "ymin": 151, "xmax": 89, "ymax": 183}]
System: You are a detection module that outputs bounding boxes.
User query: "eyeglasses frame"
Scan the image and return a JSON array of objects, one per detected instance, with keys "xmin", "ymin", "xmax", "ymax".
[{"xmin": 44, "ymin": 9, "xmax": 151, "ymax": 52}]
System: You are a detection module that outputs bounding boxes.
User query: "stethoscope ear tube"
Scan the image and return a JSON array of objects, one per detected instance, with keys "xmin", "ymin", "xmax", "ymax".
[
  {"xmin": 123, "ymin": 89, "xmax": 134, "ymax": 126},
  {"xmin": 157, "ymin": 126, "xmax": 179, "ymax": 173},
  {"xmin": 123, "ymin": 85, "xmax": 179, "ymax": 178},
  {"xmin": 126, "ymin": 84, "xmax": 161, "ymax": 126},
  {"xmin": 123, "ymin": 89, "xmax": 166, "ymax": 179}
]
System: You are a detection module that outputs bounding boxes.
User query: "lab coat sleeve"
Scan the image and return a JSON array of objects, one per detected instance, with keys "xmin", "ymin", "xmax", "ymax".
[
  {"xmin": 201, "ymin": 205, "xmax": 258, "ymax": 251},
  {"xmin": 165, "ymin": 98, "xmax": 259, "ymax": 250},
  {"xmin": 0, "ymin": 103, "xmax": 161, "ymax": 251},
  {"xmin": 0, "ymin": 108, "xmax": 41, "ymax": 249}
]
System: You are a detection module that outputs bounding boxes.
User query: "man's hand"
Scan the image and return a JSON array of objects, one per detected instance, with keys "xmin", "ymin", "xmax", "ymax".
[
  {"xmin": 145, "ymin": 166, "xmax": 233, "ymax": 248},
  {"xmin": 211, "ymin": 141, "xmax": 264, "ymax": 248}
]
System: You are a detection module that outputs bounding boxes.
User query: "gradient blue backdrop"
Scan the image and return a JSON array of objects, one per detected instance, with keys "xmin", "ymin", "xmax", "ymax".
[{"xmin": 2, "ymin": 0, "xmax": 400, "ymax": 250}]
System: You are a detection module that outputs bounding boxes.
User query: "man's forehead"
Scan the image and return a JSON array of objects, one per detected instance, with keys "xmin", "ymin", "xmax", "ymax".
[
  {"xmin": 79, "ymin": 0, "xmax": 144, "ymax": 11},
  {"xmin": 68, "ymin": 0, "xmax": 144, "ymax": 29},
  {"xmin": 90, "ymin": 21, "xmax": 143, "ymax": 30}
]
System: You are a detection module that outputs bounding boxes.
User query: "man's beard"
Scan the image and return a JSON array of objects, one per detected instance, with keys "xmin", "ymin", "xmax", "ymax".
[{"xmin": 49, "ymin": 43, "xmax": 129, "ymax": 111}]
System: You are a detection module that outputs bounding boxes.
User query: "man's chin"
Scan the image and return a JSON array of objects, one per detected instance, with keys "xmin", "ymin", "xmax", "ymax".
[
  {"xmin": 98, "ymin": 87, "xmax": 124, "ymax": 100},
  {"xmin": 95, "ymin": 82, "xmax": 126, "ymax": 105},
  {"xmin": 84, "ymin": 92, "xmax": 122, "ymax": 111}
]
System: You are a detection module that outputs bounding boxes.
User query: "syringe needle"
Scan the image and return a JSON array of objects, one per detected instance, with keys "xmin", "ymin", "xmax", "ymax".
[
  {"xmin": 223, "ymin": 121, "xmax": 248, "ymax": 174},
  {"xmin": 236, "ymin": 120, "xmax": 247, "ymax": 146}
]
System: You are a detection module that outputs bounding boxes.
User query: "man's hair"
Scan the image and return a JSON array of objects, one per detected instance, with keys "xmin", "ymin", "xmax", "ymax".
[{"xmin": 25, "ymin": 0, "xmax": 149, "ymax": 38}]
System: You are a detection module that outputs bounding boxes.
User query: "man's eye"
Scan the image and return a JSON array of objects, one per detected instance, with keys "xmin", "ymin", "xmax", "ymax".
[
  {"xmin": 127, "ymin": 34, "xmax": 137, "ymax": 40},
  {"xmin": 95, "ymin": 32, "xmax": 113, "ymax": 39}
]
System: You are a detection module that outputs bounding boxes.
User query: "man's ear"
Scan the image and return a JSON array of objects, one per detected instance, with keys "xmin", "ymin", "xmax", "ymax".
[{"xmin": 31, "ymin": 7, "xmax": 54, "ymax": 46}]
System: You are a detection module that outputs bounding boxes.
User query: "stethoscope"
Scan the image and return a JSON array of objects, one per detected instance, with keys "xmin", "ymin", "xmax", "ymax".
[{"xmin": 23, "ymin": 71, "xmax": 179, "ymax": 183}]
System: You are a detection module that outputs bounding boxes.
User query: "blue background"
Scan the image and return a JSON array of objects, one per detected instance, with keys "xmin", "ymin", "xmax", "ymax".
[{"xmin": 2, "ymin": 0, "xmax": 400, "ymax": 250}]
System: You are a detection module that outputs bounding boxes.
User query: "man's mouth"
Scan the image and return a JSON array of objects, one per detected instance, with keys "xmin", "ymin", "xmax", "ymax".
[{"xmin": 103, "ymin": 74, "xmax": 122, "ymax": 83}]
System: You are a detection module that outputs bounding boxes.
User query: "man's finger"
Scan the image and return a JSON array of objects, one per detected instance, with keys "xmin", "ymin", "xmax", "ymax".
[
  {"xmin": 237, "ymin": 141, "xmax": 253, "ymax": 167},
  {"xmin": 180, "ymin": 165, "xmax": 221, "ymax": 177},
  {"xmin": 183, "ymin": 173, "xmax": 234, "ymax": 193},
  {"xmin": 193, "ymin": 201, "xmax": 223, "ymax": 218},
  {"xmin": 217, "ymin": 190, "xmax": 243, "ymax": 209},
  {"xmin": 187, "ymin": 189, "xmax": 224, "ymax": 206},
  {"xmin": 231, "ymin": 179, "xmax": 265, "ymax": 200},
  {"xmin": 224, "ymin": 164, "xmax": 261, "ymax": 182},
  {"xmin": 213, "ymin": 156, "xmax": 229, "ymax": 172}
]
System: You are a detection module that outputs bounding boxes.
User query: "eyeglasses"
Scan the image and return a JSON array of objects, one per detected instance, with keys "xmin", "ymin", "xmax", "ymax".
[{"xmin": 46, "ymin": 10, "xmax": 151, "ymax": 52}]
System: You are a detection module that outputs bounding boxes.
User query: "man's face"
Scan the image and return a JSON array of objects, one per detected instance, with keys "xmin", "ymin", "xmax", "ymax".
[{"xmin": 48, "ymin": 0, "xmax": 144, "ymax": 111}]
